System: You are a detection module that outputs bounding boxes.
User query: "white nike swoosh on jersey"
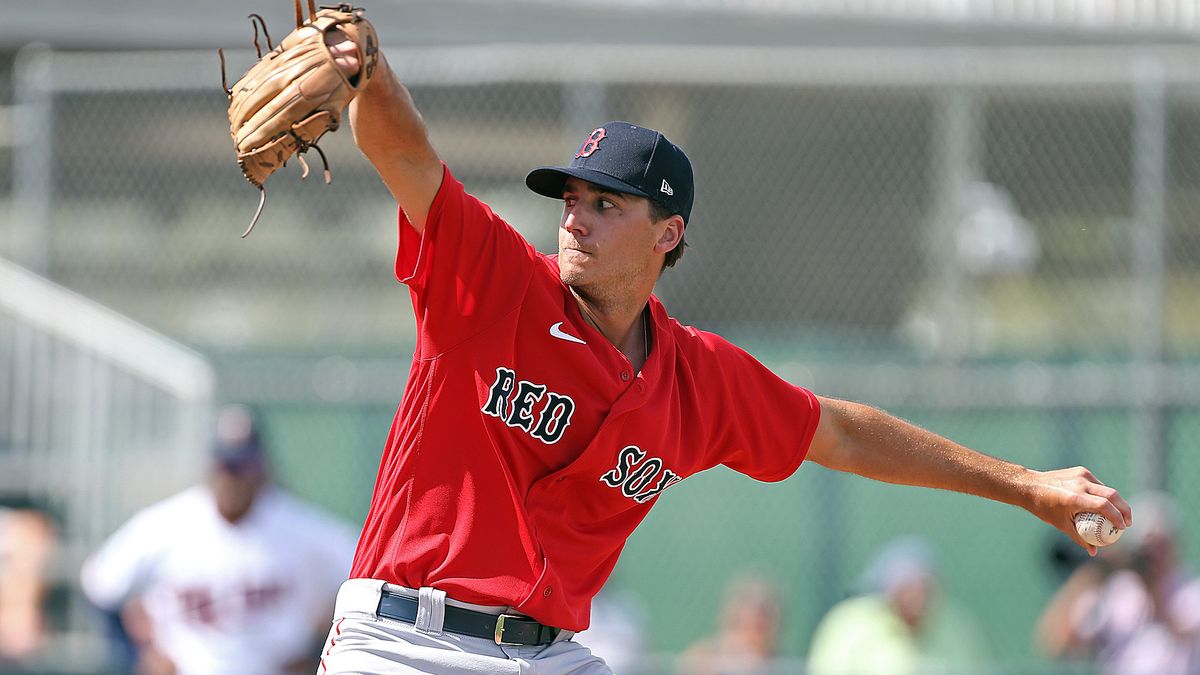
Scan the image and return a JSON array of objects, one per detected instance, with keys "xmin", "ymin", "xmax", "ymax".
[{"xmin": 549, "ymin": 322, "xmax": 587, "ymax": 345}]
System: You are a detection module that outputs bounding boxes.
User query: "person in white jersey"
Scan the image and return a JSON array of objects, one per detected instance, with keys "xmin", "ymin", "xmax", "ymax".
[{"xmin": 81, "ymin": 405, "xmax": 358, "ymax": 675}]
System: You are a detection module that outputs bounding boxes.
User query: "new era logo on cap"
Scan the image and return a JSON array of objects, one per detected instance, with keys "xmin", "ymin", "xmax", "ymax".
[{"xmin": 525, "ymin": 121, "xmax": 694, "ymax": 224}]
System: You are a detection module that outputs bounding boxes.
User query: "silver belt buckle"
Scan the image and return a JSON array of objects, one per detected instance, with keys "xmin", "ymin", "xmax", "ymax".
[{"xmin": 494, "ymin": 613, "xmax": 523, "ymax": 645}]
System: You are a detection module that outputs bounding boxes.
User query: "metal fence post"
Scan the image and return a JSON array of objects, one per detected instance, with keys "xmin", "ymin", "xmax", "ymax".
[
  {"xmin": 930, "ymin": 79, "xmax": 983, "ymax": 363},
  {"xmin": 1131, "ymin": 57, "xmax": 1167, "ymax": 493},
  {"xmin": 12, "ymin": 44, "xmax": 53, "ymax": 276},
  {"xmin": 565, "ymin": 77, "xmax": 608, "ymax": 149}
]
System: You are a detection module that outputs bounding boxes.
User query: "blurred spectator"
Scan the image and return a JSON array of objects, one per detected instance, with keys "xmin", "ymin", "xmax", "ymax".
[
  {"xmin": 807, "ymin": 536, "xmax": 988, "ymax": 675},
  {"xmin": 1036, "ymin": 492, "xmax": 1200, "ymax": 675},
  {"xmin": 0, "ymin": 505, "xmax": 57, "ymax": 663},
  {"xmin": 575, "ymin": 584, "xmax": 650, "ymax": 674},
  {"xmin": 80, "ymin": 405, "xmax": 359, "ymax": 675},
  {"xmin": 677, "ymin": 574, "xmax": 783, "ymax": 675}
]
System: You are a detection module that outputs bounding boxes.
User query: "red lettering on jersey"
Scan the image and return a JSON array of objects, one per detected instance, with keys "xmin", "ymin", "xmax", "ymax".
[
  {"xmin": 177, "ymin": 587, "xmax": 217, "ymax": 625},
  {"xmin": 243, "ymin": 582, "xmax": 284, "ymax": 610},
  {"xmin": 575, "ymin": 128, "xmax": 606, "ymax": 158}
]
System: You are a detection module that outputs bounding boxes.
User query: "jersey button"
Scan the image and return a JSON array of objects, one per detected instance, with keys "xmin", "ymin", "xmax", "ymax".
[
  {"xmin": 543, "ymin": 586, "xmax": 553, "ymax": 597},
  {"xmin": 556, "ymin": 476, "xmax": 565, "ymax": 482},
  {"xmin": 620, "ymin": 371, "xmax": 631, "ymax": 381}
]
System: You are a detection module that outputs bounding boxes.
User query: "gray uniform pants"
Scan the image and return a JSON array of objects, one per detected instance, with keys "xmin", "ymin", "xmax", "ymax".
[{"xmin": 318, "ymin": 579, "xmax": 614, "ymax": 675}]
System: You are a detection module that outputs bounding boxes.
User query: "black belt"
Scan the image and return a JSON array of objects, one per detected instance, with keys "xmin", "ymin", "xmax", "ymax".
[{"xmin": 377, "ymin": 589, "xmax": 561, "ymax": 646}]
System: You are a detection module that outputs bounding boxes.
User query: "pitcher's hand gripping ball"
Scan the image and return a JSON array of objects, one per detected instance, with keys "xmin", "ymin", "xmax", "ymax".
[
  {"xmin": 1074, "ymin": 512, "xmax": 1123, "ymax": 547},
  {"xmin": 220, "ymin": 0, "xmax": 378, "ymax": 236}
]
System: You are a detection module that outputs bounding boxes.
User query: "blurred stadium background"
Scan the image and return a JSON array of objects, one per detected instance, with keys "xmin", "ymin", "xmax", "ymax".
[{"xmin": 2, "ymin": 0, "xmax": 1199, "ymax": 672}]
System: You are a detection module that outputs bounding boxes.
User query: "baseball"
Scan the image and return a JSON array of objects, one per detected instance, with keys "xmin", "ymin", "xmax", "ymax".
[{"xmin": 1074, "ymin": 512, "xmax": 1123, "ymax": 547}]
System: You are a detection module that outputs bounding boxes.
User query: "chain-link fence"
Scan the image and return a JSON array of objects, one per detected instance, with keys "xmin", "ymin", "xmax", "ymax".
[{"xmin": 1, "ymin": 40, "xmax": 1199, "ymax": 673}]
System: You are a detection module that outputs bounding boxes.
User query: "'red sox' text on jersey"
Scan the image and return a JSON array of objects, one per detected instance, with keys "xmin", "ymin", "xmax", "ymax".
[{"xmin": 350, "ymin": 164, "xmax": 821, "ymax": 632}]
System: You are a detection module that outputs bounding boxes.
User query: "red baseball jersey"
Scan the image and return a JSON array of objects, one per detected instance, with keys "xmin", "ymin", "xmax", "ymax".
[{"xmin": 350, "ymin": 164, "xmax": 821, "ymax": 631}]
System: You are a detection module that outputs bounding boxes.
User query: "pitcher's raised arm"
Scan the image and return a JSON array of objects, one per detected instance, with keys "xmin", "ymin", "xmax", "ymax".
[{"xmin": 329, "ymin": 33, "xmax": 443, "ymax": 232}]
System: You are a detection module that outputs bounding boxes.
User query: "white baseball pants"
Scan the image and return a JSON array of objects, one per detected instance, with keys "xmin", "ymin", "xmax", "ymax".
[{"xmin": 318, "ymin": 579, "xmax": 614, "ymax": 675}]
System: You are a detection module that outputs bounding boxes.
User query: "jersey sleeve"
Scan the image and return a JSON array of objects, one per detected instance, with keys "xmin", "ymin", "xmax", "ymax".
[
  {"xmin": 395, "ymin": 163, "xmax": 540, "ymax": 353},
  {"xmin": 700, "ymin": 333, "xmax": 821, "ymax": 482},
  {"xmin": 79, "ymin": 505, "xmax": 168, "ymax": 610}
]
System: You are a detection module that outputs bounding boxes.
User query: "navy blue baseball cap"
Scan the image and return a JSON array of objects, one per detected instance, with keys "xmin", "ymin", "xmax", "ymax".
[
  {"xmin": 526, "ymin": 121, "xmax": 694, "ymax": 224},
  {"xmin": 211, "ymin": 404, "xmax": 265, "ymax": 473}
]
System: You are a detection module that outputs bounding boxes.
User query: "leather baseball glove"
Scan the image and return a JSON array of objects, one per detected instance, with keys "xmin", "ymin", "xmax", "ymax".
[{"xmin": 221, "ymin": 1, "xmax": 378, "ymax": 236}]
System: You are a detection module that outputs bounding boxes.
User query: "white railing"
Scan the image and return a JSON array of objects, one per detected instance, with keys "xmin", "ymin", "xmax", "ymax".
[{"xmin": 0, "ymin": 256, "xmax": 215, "ymax": 660}]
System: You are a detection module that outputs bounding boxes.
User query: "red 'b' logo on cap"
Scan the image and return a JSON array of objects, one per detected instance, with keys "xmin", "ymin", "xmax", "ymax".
[{"xmin": 576, "ymin": 128, "xmax": 606, "ymax": 158}]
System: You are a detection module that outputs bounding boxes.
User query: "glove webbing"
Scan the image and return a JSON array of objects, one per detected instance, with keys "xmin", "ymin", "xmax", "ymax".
[{"xmin": 218, "ymin": 0, "xmax": 347, "ymax": 237}]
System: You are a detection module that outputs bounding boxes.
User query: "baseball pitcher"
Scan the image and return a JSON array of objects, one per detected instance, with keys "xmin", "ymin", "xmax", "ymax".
[{"xmin": 221, "ymin": 5, "xmax": 1132, "ymax": 673}]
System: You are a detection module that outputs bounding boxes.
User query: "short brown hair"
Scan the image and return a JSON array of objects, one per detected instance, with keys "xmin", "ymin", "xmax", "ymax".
[{"xmin": 649, "ymin": 200, "xmax": 687, "ymax": 270}]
